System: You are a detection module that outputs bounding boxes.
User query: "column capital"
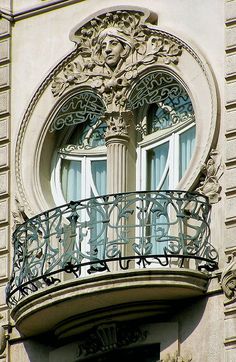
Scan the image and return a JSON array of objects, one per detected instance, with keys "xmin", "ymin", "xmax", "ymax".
[{"xmin": 103, "ymin": 110, "xmax": 133, "ymax": 142}]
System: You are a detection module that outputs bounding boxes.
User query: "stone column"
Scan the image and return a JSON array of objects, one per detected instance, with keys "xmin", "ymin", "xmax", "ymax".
[
  {"xmin": 104, "ymin": 110, "xmax": 132, "ymax": 195},
  {"xmin": 104, "ymin": 111, "xmax": 134, "ymax": 270}
]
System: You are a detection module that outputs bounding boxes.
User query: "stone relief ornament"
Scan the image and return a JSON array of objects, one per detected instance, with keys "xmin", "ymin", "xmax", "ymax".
[
  {"xmin": 159, "ymin": 351, "xmax": 192, "ymax": 362},
  {"xmin": 0, "ymin": 314, "xmax": 11, "ymax": 357},
  {"xmin": 75, "ymin": 322, "xmax": 147, "ymax": 358},
  {"xmin": 196, "ymin": 149, "xmax": 223, "ymax": 204},
  {"xmin": 220, "ymin": 250, "xmax": 236, "ymax": 301},
  {"xmin": 103, "ymin": 110, "xmax": 133, "ymax": 139},
  {"xmin": 12, "ymin": 197, "xmax": 28, "ymax": 231},
  {"xmin": 51, "ymin": 9, "xmax": 182, "ymax": 114}
]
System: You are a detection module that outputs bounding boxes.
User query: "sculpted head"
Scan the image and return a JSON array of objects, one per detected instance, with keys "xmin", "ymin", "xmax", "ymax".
[{"xmin": 98, "ymin": 28, "xmax": 132, "ymax": 68}]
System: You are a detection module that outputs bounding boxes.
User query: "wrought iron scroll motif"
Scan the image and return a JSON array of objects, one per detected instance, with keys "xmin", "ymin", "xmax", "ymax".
[
  {"xmin": 127, "ymin": 72, "xmax": 195, "ymax": 137},
  {"xmin": 6, "ymin": 191, "xmax": 218, "ymax": 306},
  {"xmin": 50, "ymin": 92, "xmax": 106, "ymax": 132}
]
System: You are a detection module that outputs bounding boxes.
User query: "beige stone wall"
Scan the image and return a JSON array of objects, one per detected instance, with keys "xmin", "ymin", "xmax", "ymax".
[
  {"xmin": 0, "ymin": 0, "xmax": 232, "ymax": 361},
  {"xmin": 0, "ymin": 14, "xmax": 11, "ymax": 362},
  {"xmin": 224, "ymin": 1, "xmax": 236, "ymax": 361}
]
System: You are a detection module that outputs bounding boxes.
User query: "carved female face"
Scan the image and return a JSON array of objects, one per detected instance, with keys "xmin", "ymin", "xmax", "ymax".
[{"xmin": 101, "ymin": 35, "xmax": 125, "ymax": 68}]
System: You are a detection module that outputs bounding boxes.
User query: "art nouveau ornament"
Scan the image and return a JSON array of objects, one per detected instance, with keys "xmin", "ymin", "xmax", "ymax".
[
  {"xmin": 15, "ymin": 6, "xmax": 218, "ymax": 216},
  {"xmin": 51, "ymin": 9, "xmax": 182, "ymax": 118},
  {"xmin": 196, "ymin": 149, "xmax": 222, "ymax": 204},
  {"xmin": 159, "ymin": 351, "xmax": 192, "ymax": 362},
  {"xmin": 221, "ymin": 251, "xmax": 236, "ymax": 301}
]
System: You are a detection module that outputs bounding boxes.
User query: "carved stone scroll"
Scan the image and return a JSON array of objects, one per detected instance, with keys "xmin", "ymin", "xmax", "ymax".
[
  {"xmin": 221, "ymin": 251, "xmax": 236, "ymax": 301},
  {"xmin": 196, "ymin": 149, "xmax": 222, "ymax": 204}
]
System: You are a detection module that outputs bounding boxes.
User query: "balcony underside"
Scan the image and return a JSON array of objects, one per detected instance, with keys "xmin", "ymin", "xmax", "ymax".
[{"xmin": 11, "ymin": 268, "xmax": 209, "ymax": 338}]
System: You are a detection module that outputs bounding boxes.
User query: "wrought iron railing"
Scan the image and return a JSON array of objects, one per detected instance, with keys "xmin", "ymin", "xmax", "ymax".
[{"xmin": 6, "ymin": 191, "xmax": 218, "ymax": 306}]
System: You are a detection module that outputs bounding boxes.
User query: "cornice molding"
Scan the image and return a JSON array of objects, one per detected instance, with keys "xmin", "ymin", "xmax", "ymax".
[{"xmin": 0, "ymin": 0, "xmax": 85, "ymax": 23}]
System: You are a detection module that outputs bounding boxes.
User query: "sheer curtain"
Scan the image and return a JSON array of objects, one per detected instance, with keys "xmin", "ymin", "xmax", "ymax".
[
  {"xmin": 61, "ymin": 159, "xmax": 81, "ymax": 202},
  {"xmin": 91, "ymin": 160, "xmax": 107, "ymax": 196},
  {"xmin": 148, "ymin": 142, "xmax": 169, "ymax": 190},
  {"xmin": 179, "ymin": 126, "xmax": 196, "ymax": 179},
  {"xmin": 147, "ymin": 142, "xmax": 170, "ymax": 255}
]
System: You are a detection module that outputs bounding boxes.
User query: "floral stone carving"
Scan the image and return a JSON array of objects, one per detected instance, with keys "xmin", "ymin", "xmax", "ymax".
[
  {"xmin": 12, "ymin": 197, "xmax": 28, "ymax": 231},
  {"xmin": 51, "ymin": 9, "xmax": 182, "ymax": 114},
  {"xmin": 76, "ymin": 322, "xmax": 147, "ymax": 358},
  {"xmin": 221, "ymin": 251, "xmax": 236, "ymax": 301},
  {"xmin": 159, "ymin": 351, "xmax": 192, "ymax": 362},
  {"xmin": 196, "ymin": 149, "xmax": 222, "ymax": 204}
]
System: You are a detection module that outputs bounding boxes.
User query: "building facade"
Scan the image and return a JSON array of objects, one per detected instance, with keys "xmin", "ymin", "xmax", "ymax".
[{"xmin": 0, "ymin": 0, "xmax": 235, "ymax": 361}]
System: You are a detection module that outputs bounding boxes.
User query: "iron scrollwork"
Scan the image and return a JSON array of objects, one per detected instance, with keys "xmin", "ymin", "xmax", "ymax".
[
  {"xmin": 6, "ymin": 191, "xmax": 218, "ymax": 306},
  {"xmin": 127, "ymin": 72, "xmax": 195, "ymax": 137},
  {"xmin": 50, "ymin": 91, "xmax": 106, "ymax": 132}
]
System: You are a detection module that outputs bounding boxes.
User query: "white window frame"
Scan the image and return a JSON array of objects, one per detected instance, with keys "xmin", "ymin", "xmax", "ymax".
[
  {"xmin": 137, "ymin": 122, "xmax": 196, "ymax": 192},
  {"xmin": 51, "ymin": 146, "xmax": 107, "ymax": 206}
]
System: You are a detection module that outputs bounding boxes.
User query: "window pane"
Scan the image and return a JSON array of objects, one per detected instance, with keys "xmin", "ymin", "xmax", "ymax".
[
  {"xmin": 61, "ymin": 159, "xmax": 81, "ymax": 202},
  {"xmin": 91, "ymin": 160, "xmax": 107, "ymax": 196},
  {"xmin": 69, "ymin": 121, "xmax": 107, "ymax": 149},
  {"xmin": 147, "ymin": 142, "xmax": 169, "ymax": 190},
  {"xmin": 179, "ymin": 126, "xmax": 196, "ymax": 179}
]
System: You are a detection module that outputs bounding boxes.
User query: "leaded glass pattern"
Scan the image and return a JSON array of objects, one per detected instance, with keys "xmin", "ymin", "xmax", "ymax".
[
  {"xmin": 50, "ymin": 91, "xmax": 106, "ymax": 132},
  {"xmin": 128, "ymin": 72, "xmax": 195, "ymax": 137}
]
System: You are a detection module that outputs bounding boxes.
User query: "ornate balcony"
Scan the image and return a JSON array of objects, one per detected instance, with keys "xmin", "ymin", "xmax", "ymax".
[{"xmin": 6, "ymin": 191, "xmax": 218, "ymax": 337}]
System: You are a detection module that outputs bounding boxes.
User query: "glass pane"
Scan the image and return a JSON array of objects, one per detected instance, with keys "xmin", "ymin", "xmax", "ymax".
[
  {"xmin": 179, "ymin": 126, "xmax": 196, "ymax": 179},
  {"xmin": 147, "ymin": 143, "xmax": 169, "ymax": 255},
  {"xmin": 147, "ymin": 142, "xmax": 169, "ymax": 190},
  {"xmin": 68, "ymin": 121, "xmax": 107, "ymax": 149},
  {"xmin": 91, "ymin": 160, "xmax": 107, "ymax": 196},
  {"xmin": 90, "ymin": 160, "xmax": 107, "ymax": 263},
  {"xmin": 61, "ymin": 159, "xmax": 81, "ymax": 202}
]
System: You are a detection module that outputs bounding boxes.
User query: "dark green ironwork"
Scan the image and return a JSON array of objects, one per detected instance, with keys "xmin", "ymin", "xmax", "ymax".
[{"xmin": 6, "ymin": 191, "xmax": 218, "ymax": 306}]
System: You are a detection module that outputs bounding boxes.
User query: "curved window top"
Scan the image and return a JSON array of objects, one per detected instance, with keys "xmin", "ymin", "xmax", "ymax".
[
  {"xmin": 66, "ymin": 120, "xmax": 107, "ymax": 149},
  {"xmin": 128, "ymin": 72, "xmax": 195, "ymax": 137},
  {"xmin": 50, "ymin": 91, "xmax": 106, "ymax": 133}
]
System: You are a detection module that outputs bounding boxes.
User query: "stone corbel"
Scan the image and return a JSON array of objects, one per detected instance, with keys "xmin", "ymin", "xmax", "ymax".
[
  {"xmin": 220, "ymin": 250, "xmax": 236, "ymax": 302},
  {"xmin": 196, "ymin": 149, "xmax": 223, "ymax": 204}
]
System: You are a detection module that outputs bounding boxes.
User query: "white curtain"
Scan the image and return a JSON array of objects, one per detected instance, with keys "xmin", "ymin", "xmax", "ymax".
[
  {"xmin": 148, "ymin": 141, "xmax": 169, "ymax": 190},
  {"xmin": 91, "ymin": 160, "xmax": 107, "ymax": 196},
  {"xmin": 179, "ymin": 126, "xmax": 196, "ymax": 179},
  {"xmin": 61, "ymin": 159, "xmax": 81, "ymax": 202}
]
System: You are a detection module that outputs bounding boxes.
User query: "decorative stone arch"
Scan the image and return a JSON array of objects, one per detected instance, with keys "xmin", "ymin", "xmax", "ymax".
[{"xmin": 14, "ymin": 6, "xmax": 219, "ymax": 216}]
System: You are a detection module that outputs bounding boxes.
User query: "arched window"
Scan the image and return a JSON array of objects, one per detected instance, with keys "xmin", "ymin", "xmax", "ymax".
[
  {"xmin": 51, "ymin": 92, "xmax": 107, "ymax": 205},
  {"xmin": 128, "ymin": 71, "xmax": 196, "ymax": 191}
]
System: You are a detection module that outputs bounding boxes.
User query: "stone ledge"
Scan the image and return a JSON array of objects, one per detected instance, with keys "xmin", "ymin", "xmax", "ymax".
[{"xmin": 10, "ymin": 268, "xmax": 209, "ymax": 338}]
